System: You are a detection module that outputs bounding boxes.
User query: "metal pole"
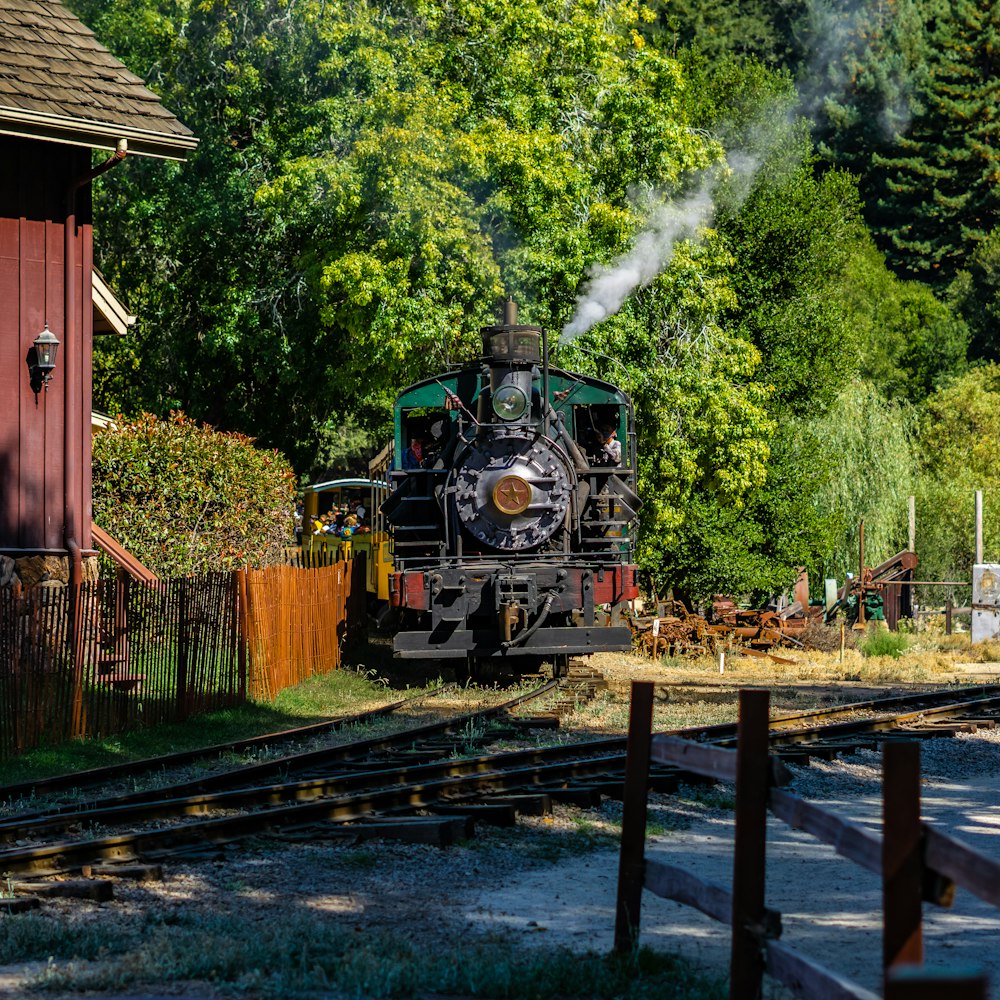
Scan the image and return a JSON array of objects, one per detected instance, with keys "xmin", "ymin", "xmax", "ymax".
[
  {"xmin": 975, "ymin": 490, "xmax": 983, "ymax": 565},
  {"xmin": 856, "ymin": 520, "xmax": 867, "ymax": 629},
  {"xmin": 908, "ymin": 495, "xmax": 916, "ymax": 553}
]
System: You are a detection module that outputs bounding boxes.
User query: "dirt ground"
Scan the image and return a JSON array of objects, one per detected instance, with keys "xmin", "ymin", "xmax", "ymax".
[
  {"xmin": 465, "ymin": 734, "xmax": 1000, "ymax": 998},
  {"xmin": 4, "ymin": 645, "xmax": 1000, "ymax": 999}
]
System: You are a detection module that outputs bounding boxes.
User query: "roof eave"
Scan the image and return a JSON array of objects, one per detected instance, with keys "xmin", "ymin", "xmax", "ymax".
[
  {"xmin": 93, "ymin": 270, "xmax": 136, "ymax": 337},
  {"xmin": 0, "ymin": 107, "xmax": 198, "ymax": 161}
]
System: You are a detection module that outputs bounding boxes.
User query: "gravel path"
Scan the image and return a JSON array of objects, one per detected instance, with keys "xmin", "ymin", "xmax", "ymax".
[
  {"xmin": 4, "ymin": 728, "xmax": 1000, "ymax": 998},
  {"xmin": 464, "ymin": 729, "xmax": 1000, "ymax": 996}
]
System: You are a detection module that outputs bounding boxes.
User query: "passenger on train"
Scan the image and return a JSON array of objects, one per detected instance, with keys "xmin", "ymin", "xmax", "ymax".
[
  {"xmin": 598, "ymin": 424, "xmax": 622, "ymax": 466},
  {"xmin": 403, "ymin": 435, "xmax": 424, "ymax": 469}
]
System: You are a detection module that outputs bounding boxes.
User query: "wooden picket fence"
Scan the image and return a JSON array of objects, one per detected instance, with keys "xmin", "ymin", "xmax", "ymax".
[
  {"xmin": 616, "ymin": 682, "xmax": 998, "ymax": 999},
  {"xmin": 0, "ymin": 559, "xmax": 363, "ymax": 759},
  {"xmin": 242, "ymin": 559, "xmax": 362, "ymax": 701}
]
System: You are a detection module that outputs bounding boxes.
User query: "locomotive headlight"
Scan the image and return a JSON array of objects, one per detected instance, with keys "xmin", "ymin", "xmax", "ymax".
[{"xmin": 492, "ymin": 384, "xmax": 528, "ymax": 420}]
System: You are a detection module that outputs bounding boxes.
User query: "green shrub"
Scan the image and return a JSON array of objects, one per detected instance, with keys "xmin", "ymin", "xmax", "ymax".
[
  {"xmin": 92, "ymin": 412, "xmax": 295, "ymax": 576},
  {"xmin": 860, "ymin": 626, "xmax": 909, "ymax": 658}
]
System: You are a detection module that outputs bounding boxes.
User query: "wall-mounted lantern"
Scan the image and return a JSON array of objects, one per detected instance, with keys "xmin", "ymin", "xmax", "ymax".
[{"xmin": 29, "ymin": 324, "xmax": 60, "ymax": 398}]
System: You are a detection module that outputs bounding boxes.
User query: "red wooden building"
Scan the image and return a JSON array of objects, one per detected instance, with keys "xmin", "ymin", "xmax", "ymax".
[{"xmin": 0, "ymin": 0, "xmax": 195, "ymax": 588}]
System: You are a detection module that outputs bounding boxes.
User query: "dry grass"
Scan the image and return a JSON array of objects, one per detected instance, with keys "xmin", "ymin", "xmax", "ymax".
[{"xmin": 559, "ymin": 628, "xmax": 1000, "ymax": 736}]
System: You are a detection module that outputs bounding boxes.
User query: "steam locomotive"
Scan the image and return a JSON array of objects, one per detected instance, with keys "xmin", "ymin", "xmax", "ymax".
[{"xmin": 378, "ymin": 300, "xmax": 641, "ymax": 674}]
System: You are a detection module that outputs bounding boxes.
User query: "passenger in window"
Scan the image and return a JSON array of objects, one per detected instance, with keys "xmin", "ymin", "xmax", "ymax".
[
  {"xmin": 403, "ymin": 435, "xmax": 424, "ymax": 469},
  {"xmin": 598, "ymin": 424, "xmax": 622, "ymax": 465}
]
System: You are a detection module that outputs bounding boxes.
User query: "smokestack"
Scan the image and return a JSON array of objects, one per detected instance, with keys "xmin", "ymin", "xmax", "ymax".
[{"xmin": 503, "ymin": 297, "xmax": 518, "ymax": 326}]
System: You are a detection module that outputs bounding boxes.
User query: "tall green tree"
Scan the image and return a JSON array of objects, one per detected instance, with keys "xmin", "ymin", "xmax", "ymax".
[
  {"xmin": 78, "ymin": 0, "xmax": 719, "ymax": 470},
  {"xmin": 873, "ymin": 0, "xmax": 1000, "ymax": 282},
  {"xmin": 915, "ymin": 365, "xmax": 1000, "ymax": 581},
  {"xmin": 810, "ymin": 0, "xmax": 928, "ymax": 210},
  {"xmin": 836, "ymin": 244, "xmax": 968, "ymax": 402},
  {"xmin": 949, "ymin": 230, "xmax": 1000, "ymax": 361},
  {"xmin": 646, "ymin": 0, "xmax": 804, "ymax": 68}
]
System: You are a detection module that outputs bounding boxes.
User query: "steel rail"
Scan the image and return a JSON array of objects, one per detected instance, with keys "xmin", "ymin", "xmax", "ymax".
[
  {"xmin": 6, "ymin": 685, "xmax": 1000, "ymax": 848},
  {"xmin": 0, "ymin": 738, "xmax": 633, "ymax": 844},
  {"xmin": 5, "ymin": 686, "xmax": 1000, "ymax": 874},
  {"xmin": 0, "ymin": 685, "xmax": 455, "ymax": 803},
  {"xmin": 1, "ymin": 681, "xmax": 559, "ymax": 821},
  {"xmin": 7, "ymin": 683, "xmax": 997, "ymax": 832},
  {"xmin": 0, "ymin": 749, "xmax": 642, "ymax": 875},
  {"xmin": 763, "ymin": 693, "xmax": 1000, "ymax": 747},
  {"xmin": 699, "ymin": 684, "xmax": 1000, "ymax": 745}
]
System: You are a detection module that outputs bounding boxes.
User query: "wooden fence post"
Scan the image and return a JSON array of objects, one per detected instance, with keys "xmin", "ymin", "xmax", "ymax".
[
  {"xmin": 730, "ymin": 688, "xmax": 771, "ymax": 1000},
  {"xmin": 236, "ymin": 568, "xmax": 248, "ymax": 703},
  {"xmin": 176, "ymin": 578, "xmax": 189, "ymax": 719},
  {"xmin": 614, "ymin": 680, "xmax": 654, "ymax": 953},
  {"xmin": 883, "ymin": 740, "xmax": 923, "ymax": 986},
  {"xmin": 885, "ymin": 966, "xmax": 987, "ymax": 1000}
]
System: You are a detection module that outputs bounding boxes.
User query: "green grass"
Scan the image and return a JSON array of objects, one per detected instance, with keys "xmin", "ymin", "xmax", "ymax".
[
  {"xmin": 0, "ymin": 668, "xmax": 406, "ymax": 788},
  {"xmin": 8, "ymin": 910, "xmax": 724, "ymax": 998},
  {"xmin": 860, "ymin": 627, "xmax": 909, "ymax": 659}
]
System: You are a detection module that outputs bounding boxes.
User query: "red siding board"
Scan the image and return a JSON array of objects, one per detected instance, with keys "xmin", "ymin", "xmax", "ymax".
[
  {"xmin": 0, "ymin": 213, "xmax": 17, "ymax": 259},
  {"xmin": 81, "ymin": 223, "xmax": 92, "ymax": 550},
  {"xmin": 19, "ymin": 218, "xmax": 47, "ymax": 549},
  {"xmin": 43, "ymin": 218, "xmax": 65, "ymax": 551},
  {"xmin": 0, "ymin": 224, "xmax": 20, "ymax": 547},
  {"xmin": 0, "ymin": 138, "xmax": 93, "ymax": 556}
]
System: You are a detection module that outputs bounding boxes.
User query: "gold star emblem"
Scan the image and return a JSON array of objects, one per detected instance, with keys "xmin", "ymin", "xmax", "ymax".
[{"xmin": 492, "ymin": 475, "xmax": 531, "ymax": 515}]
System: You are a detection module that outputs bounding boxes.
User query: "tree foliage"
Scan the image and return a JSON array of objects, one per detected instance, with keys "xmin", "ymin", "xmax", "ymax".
[
  {"xmin": 873, "ymin": 0, "xmax": 1000, "ymax": 282},
  {"xmin": 71, "ymin": 0, "xmax": 992, "ymax": 603},
  {"xmin": 92, "ymin": 413, "xmax": 296, "ymax": 576},
  {"xmin": 915, "ymin": 366, "xmax": 1000, "ymax": 582}
]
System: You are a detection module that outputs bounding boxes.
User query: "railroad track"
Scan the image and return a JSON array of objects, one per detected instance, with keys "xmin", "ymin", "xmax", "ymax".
[
  {"xmin": 0, "ymin": 682, "xmax": 456, "ymax": 806},
  {"xmin": 4, "ymin": 683, "xmax": 1000, "ymax": 883}
]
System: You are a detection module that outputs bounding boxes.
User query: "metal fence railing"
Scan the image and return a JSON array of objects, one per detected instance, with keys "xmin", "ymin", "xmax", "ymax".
[{"xmin": 0, "ymin": 559, "xmax": 363, "ymax": 760}]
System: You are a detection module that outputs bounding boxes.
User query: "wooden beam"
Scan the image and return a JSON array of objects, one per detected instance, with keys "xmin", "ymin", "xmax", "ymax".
[
  {"xmin": 644, "ymin": 858, "xmax": 781, "ymax": 938},
  {"xmin": 765, "ymin": 940, "xmax": 881, "ymax": 1000},
  {"xmin": 768, "ymin": 788, "xmax": 882, "ymax": 875},
  {"xmin": 923, "ymin": 825, "xmax": 1000, "ymax": 909},
  {"xmin": 615, "ymin": 681, "xmax": 654, "ymax": 953},
  {"xmin": 882, "ymin": 742, "xmax": 923, "ymax": 981},
  {"xmin": 730, "ymin": 689, "xmax": 771, "ymax": 1000},
  {"xmin": 651, "ymin": 736, "xmax": 737, "ymax": 781},
  {"xmin": 91, "ymin": 522, "xmax": 159, "ymax": 586},
  {"xmin": 885, "ymin": 965, "xmax": 987, "ymax": 1000}
]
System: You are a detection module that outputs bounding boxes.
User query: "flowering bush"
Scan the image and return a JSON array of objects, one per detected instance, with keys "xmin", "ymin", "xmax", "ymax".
[{"xmin": 92, "ymin": 412, "xmax": 296, "ymax": 577}]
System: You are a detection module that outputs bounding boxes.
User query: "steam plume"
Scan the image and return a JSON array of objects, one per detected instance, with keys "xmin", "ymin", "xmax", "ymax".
[
  {"xmin": 561, "ymin": 182, "xmax": 713, "ymax": 342},
  {"xmin": 561, "ymin": 0, "xmax": 908, "ymax": 342}
]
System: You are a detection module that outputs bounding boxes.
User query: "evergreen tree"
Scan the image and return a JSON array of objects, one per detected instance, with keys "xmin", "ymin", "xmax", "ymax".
[
  {"xmin": 646, "ymin": 0, "xmax": 804, "ymax": 68},
  {"xmin": 873, "ymin": 0, "xmax": 1000, "ymax": 282},
  {"xmin": 811, "ymin": 0, "xmax": 927, "ymax": 212}
]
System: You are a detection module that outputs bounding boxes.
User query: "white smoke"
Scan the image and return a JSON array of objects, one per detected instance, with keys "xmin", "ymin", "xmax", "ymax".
[
  {"xmin": 561, "ymin": 0, "xmax": 906, "ymax": 341},
  {"xmin": 561, "ymin": 150, "xmax": 765, "ymax": 342},
  {"xmin": 561, "ymin": 181, "xmax": 714, "ymax": 341}
]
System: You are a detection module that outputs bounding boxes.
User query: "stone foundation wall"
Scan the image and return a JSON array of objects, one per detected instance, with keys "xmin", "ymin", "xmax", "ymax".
[{"xmin": 0, "ymin": 553, "xmax": 99, "ymax": 594}]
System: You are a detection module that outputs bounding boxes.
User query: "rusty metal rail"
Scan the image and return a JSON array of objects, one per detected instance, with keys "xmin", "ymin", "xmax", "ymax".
[
  {"xmin": 6, "ymin": 684, "xmax": 1000, "ymax": 879},
  {"xmin": 0, "ymin": 685, "xmax": 456, "ymax": 805}
]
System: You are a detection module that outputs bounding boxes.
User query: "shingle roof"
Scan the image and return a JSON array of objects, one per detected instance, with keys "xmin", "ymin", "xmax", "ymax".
[{"xmin": 0, "ymin": 0, "xmax": 196, "ymax": 159}]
